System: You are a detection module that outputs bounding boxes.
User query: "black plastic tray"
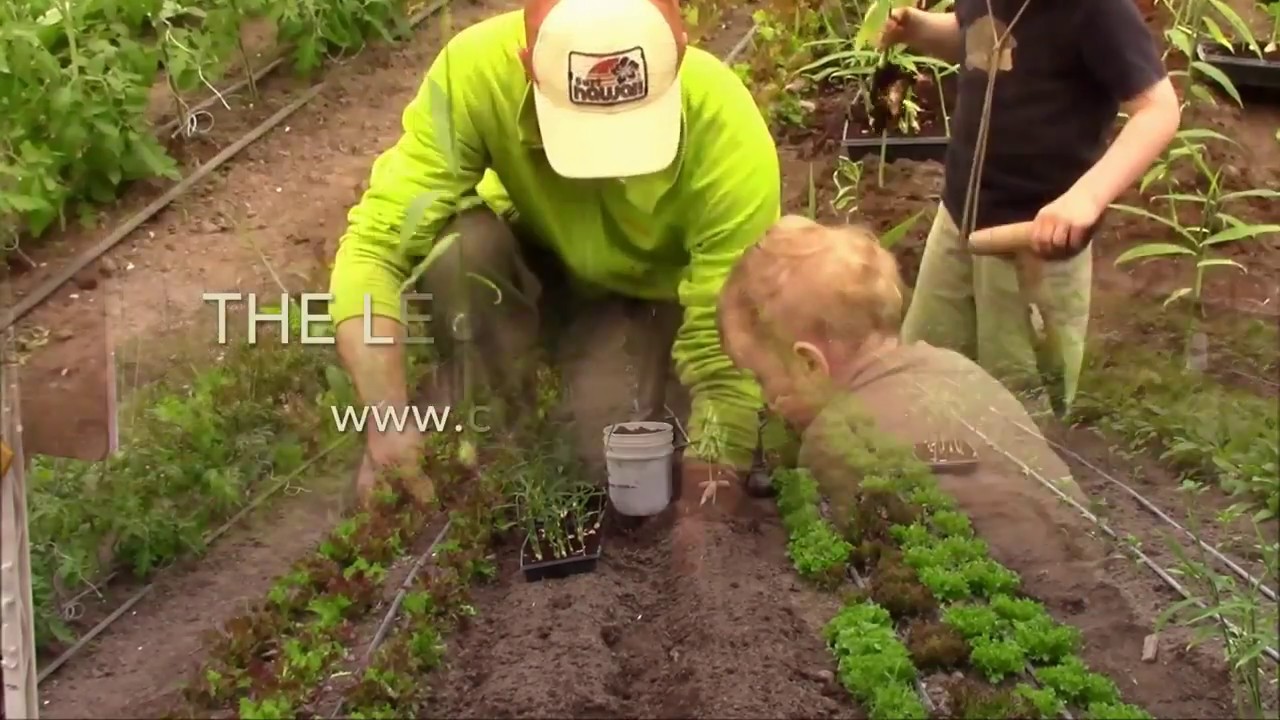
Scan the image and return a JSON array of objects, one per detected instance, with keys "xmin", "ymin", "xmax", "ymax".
[
  {"xmin": 519, "ymin": 502, "xmax": 606, "ymax": 582},
  {"xmin": 914, "ymin": 439, "xmax": 978, "ymax": 475},
  {"xmin": 1196, "ymin": 42, "xmax": 1280, "ymax": 93},
  {"xmin": 843, "ymin": 127, "xmax": 949, "ymax": 164}
]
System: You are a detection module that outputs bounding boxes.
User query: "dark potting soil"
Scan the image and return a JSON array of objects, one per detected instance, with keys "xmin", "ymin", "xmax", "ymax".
[
  {"xmin": 611, "ymin": 425, "xmax": 661, "ymax": 435},
  {"xmin": 429, "ymin": 512, "xmax": 858, "ymax": 719}
]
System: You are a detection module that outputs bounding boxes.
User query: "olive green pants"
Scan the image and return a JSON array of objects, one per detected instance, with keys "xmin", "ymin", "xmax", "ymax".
[
  {"xmin": 900, "ymin": 204, "xmax": 1092, "ymax": 416},
  {"xmin": 414, "ymin": 207, "xmax": 686, "ymax": 471}
]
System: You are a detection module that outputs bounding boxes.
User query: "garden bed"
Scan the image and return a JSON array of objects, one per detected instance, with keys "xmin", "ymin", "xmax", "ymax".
[{"xmin": 843, "ymin": 70, "xmax": 956, "ymax": 164}]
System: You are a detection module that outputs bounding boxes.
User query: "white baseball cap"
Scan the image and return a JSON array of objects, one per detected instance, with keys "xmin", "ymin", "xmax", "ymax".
[{"xmin": 525, "ymin": 0, "xmax": 686, "ymax": 178}]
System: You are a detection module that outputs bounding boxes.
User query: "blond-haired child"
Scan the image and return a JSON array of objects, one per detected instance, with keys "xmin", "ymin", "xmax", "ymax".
[{"xmin": 716, "ymin": 216, "xmax": 1085, "ymax": 519}]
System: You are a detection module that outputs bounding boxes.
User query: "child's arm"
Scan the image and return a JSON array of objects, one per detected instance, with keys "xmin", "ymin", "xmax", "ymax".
[
  {"xmin": 1029, "ymin": 0, "xmax": 1179, "ymax": 257},
  {"xmin": 1068, "ymin": 78, "xmax": 1180, "ymax": 215}
]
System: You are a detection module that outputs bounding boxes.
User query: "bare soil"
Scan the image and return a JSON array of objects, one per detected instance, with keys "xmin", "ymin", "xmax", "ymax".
[
  {"xmin": 37, "ymin": 464, "xmax": 353, "ymax": 719},
  {"xmin": 429, "ymin": 511, "xmax": 857, "ymax": 719}
]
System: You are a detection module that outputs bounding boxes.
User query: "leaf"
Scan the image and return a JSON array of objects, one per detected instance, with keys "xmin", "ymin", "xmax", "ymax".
[
  {"xmin": 1190, "ymin": 61, "xmax": 1243, "ymax": 106},
  {"xmin": 1162, "ymin": 286, "xmax": 1193, "ymax": 307},
  {"xmin": 1108, "ymin": 203, "xmax": 1193, "ymax": 239},
  {"xmin": 398, "ymin": 191, "xmax": 443, "ymax": 246},
  {"xmin": 400, "ymin": 231, "xmax": 460, "ymax": 292},
  {"xmin": 427, "ymin": 74, "xmax": 457, "ymax": 176},
  {"xmin": 1207, "ymin": 0, "xmax": 1261, "ymax": 55},
  {"xmin": 855, "ymin": 0, "xmax": 892, "ymax": 50},
  {"xmin": 1203, "ymin": 223, "xmax": 1280, "ymax": 245},
  {"xmin": 1114, "ymin": 243, "xmax": 1195, "ymax": 264},
  {"xmin": 1195, "ymin": 257, "xmax": 1245, "ymax": 272},
  {"xmin": 1219, "ymin": 188, "xmax": 1280, "ymax": 202},
  {"xmin": 880, "ymin": 209, "xmax": 924, "ymax": 249}
]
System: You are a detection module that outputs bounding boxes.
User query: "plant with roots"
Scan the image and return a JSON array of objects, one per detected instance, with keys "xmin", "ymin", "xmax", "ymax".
[{"xmin": 689, "ymin": 410, "xmax": 733, "ymax": 504}]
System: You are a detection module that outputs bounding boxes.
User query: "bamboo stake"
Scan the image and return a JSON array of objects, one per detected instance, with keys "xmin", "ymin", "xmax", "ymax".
[{"xmin": 2, "ymin": 359, "xmax": 38, "ymax": 718}]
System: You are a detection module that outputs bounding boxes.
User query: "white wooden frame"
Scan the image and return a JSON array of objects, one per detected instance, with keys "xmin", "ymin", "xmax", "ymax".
[{"xmin": 2, "ymin": 354, "xmax": 38, "ymax": 719}]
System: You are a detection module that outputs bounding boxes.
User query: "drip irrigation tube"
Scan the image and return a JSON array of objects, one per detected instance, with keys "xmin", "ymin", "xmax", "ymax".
[
  {"xmin": 938, "ymin": 404, "xmax": 1279, "ymax": 664},
  {"xmin": 326, "ymin": 519, "xmax": 453, "ymax": 719},
  {"xmin": 845, "ymin": 566, "xmax": 939, "ymax": 714},
  {"xmin": 0, "ymin": 0, "xmax": 453, "ymax": 334},
  {"xmin": 1016, "ymin": 423, "xmax": 1277, "ymax": 603},
  {"xmin": 36, "ymin": 433, "xmax": 354, "ymax": 684}
]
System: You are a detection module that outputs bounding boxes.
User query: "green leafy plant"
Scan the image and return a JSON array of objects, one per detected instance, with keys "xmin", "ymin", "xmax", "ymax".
[
  {"xmin": 825, "ymin": 601, "xmax": 928, "ymax": 719},
  {"xmin": 775, "ymin": 468, "xmax": 853, "ymax": 585},
  {"xmin": 1159, "ymin": 483, "xmax": 1279, "ymax": 719},
  {"xmin": 1112, "ymin": 129, "xmax": 1280, "ymax": 316}
]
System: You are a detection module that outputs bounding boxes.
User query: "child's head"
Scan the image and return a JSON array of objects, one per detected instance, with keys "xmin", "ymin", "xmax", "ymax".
[{"xmin": 717, "ymin": 215, "xmax": 906, "ymax": 427}]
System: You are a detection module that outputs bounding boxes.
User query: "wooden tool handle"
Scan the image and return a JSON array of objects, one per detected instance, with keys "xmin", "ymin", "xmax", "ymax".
[{"xmin": 968, "ymin": 221, "xmax": 1035, "ymax": 255}]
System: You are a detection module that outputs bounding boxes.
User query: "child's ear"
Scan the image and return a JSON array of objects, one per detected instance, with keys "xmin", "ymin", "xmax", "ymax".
[{"xmin": 792, "ymin": 341, "xmax": 830, "ymax": 377}]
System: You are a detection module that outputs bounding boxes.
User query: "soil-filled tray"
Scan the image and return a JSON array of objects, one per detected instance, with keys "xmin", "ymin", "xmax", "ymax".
[
  {"xmin": 519, "ymin": 495, "xmax": 606, "ymax": 582},
  {"xmin": 843, "ymin": 69, "xmax": 957, "ymax": 164},
  {"xmin": 1196, "ymin": 42, "xmax": 1280, "ymax": 93},
  {"xmin": 913, "ymin": 439, "xmax": 978, "ymax": 474}
]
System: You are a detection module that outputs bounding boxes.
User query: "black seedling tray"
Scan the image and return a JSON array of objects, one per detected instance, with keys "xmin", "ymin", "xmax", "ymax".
[
  {"xmin": 843, "ymin": 124, "xmax": 950, "ymax": 164},
  {"xmin": 519, "ymin": 499, "xmax": 606, "ymax": 582},
  {"xmin": 1196, "ymin": 43, "xmax": 1280, "ymax": 94},
  {"xmin": 914, "ymin": 439, "xmax": 979, "ymax": 475}
]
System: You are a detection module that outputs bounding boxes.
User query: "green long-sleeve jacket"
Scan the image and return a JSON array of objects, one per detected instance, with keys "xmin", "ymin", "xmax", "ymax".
[{"xmin": 328, "ymin": 11, "xmax": 781, "ymax": 468}]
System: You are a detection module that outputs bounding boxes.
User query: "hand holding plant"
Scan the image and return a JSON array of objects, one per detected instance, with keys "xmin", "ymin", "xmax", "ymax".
[{"xmin": 358, "ymin": 425, "xmax": 431, "ymax": 507}]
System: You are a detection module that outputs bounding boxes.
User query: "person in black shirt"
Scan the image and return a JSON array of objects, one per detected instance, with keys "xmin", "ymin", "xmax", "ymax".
[{"xmin": 881, "ymin": 0, "xmax": 1179, "ymax": 415}]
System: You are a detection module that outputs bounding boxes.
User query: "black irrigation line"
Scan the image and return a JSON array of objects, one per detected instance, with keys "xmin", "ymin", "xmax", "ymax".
[
  {"xmin": 936, "ymin": 399, "xmax": 1279, "ymax": 664},
  {"xmin": 36, "ymin": 434, "xmax": 355, "ymax": 684},
  {"xmin": 325, "ymin": 519, "xmax": 453, "ymax": 719},
  {"xmin": 0, "ymin": 0, "xmax": 453, "ymax": 334},
  {"xmin": 843, "ymin": 565, "xmax": 938, "ymax": 715},
  {"xmin": 1015, "ymin": 423, "xmax": 1277, "ymax": 604}
]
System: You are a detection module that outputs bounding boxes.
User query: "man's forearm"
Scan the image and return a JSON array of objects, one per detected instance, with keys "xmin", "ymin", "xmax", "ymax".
[
  {"xmin": 336, "ymin": 316, "xmax": 410, "ymax": 408},
  {"xmin": 906, "ymin": 12, "xmax": 964, "ymax": 65},
  {"xmin": 1074, "ymin": 78, "xmax": 1180, "ymax": 207}
]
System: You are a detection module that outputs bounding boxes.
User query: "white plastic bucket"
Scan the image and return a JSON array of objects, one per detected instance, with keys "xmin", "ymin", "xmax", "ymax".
[{"xmin": 603, "ymin": 421, "xmax": 674, "ymax": 516}]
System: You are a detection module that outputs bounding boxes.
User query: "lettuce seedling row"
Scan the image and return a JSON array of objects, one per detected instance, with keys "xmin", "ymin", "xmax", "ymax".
[{"xmin": 770, "ymin": 407, "xmax": 1155, "ymax": 720}]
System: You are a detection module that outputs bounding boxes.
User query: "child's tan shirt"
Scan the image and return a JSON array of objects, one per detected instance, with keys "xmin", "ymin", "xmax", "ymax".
[{"xmin": 797, "ymin": 341, "xmax": 1085, "ymax": 526}]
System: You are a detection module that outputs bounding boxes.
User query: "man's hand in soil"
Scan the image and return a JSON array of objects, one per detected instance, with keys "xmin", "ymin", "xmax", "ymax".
[
  {"xmin": 357, "ymin": 425, "xmax": 432, "ymax": 506},
  {"xmin": 1029, "ymin": 187, "xmax": 1103, "ymax": 260},
  {"xmin": 677, "ymin": 460, "xmax": 744, "ymax": 518}
]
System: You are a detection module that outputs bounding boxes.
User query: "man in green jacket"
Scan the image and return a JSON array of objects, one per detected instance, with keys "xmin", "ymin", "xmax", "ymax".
[{"xmin": 329, "ymin": 0, "xmax": 781, "ymax": 511}]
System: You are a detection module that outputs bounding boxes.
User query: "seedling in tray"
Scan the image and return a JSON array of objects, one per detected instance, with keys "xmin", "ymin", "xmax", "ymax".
[
  {"xmin": 914, "ymin": 439, "xmax": 979, "ymax": 474},
  {"xmin": 510, "ymin": 439, "xmax": 606, "ymax": 581}
]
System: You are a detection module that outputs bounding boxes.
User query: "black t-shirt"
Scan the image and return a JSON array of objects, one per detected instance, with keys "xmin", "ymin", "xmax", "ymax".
[{"xmin": 942, "ymin": 0, "xmax": 1167, "ymax": 234}]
